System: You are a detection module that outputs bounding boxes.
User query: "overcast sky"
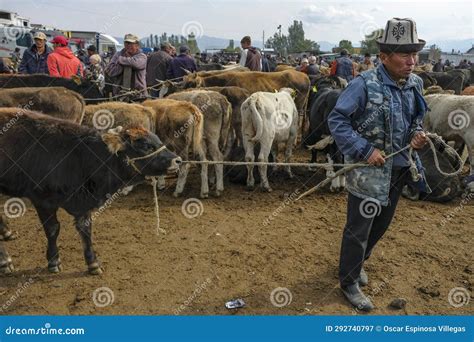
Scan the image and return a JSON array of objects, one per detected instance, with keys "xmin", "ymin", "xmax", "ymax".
[{"xmin": 4, "ymin": 0, "xmax": 473, "ymax": 44}]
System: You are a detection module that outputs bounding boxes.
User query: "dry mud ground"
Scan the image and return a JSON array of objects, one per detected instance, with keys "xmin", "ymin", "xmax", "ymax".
[{"xmin": 0, "ymin": 150, "xmax": 472, "ymax": 316}]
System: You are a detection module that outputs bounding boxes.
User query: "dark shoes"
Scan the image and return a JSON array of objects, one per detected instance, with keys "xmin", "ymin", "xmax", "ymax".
[
  {"xmin": 341, "ymin": 283, "xmax": 374, "ymax": 312},
  {"xmin": 359, "ymin": 267, "xmax": 368, "ymax": 287}
]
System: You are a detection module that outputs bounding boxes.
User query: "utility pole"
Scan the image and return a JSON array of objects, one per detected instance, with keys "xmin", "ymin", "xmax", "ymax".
[{"xmin": 262, "ymin": 30, "xmax": 265, "ymax": 50}]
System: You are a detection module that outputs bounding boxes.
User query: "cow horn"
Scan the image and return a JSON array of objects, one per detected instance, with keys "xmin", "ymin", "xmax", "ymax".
[{"xmin": 107, "ymin": 126, "xmax": 123, "ymax": 134}]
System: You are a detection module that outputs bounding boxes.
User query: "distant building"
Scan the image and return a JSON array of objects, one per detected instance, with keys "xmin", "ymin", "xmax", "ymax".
[{"xmin": 0, "ymin": 10, "xmax": 30, "ymax": 27}]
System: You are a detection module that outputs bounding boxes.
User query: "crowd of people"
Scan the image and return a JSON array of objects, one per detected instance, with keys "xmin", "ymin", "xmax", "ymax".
[{"xmin": 2, "ymin": 31, "xmax": 473, "ymax": 100}]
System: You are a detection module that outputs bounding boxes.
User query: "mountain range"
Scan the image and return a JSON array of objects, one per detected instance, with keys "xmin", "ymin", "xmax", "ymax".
[{"xmin": 115, "ymin": 35, "xmax": 473, "ymax": 54}]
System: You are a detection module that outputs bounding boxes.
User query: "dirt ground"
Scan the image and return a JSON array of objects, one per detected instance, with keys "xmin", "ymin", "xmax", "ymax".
[{"xmin": 0, "ymin": 150, "xmax": 472, "ymax": 316}]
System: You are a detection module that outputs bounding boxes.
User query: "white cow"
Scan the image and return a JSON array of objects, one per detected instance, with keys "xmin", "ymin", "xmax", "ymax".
[
  {"xmin": 424, "ymin": 94, "xmax": 474, "ymax": 189},
  {"xmin": 240, "ymin": 88, "xmax": 298, "ymax": 192}
]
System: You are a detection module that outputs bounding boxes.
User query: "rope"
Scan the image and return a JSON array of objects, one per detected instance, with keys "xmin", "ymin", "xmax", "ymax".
[
  {"xmin": 149, "ymin": 177, "xmax": 166, "ymax": 235},
  {"xmin": 126, "ymin": 145, "xmax": 168, "ymax": 174}
]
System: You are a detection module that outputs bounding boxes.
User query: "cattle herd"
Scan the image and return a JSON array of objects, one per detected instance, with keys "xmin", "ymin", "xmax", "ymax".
[{"xmin": 0, "ymin": 65, "xmax": 473, "ymax": 276}]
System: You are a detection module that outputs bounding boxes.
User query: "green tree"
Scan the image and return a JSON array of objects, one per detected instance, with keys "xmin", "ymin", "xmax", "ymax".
[
  {"xmin": 336, "ymin": 40, "xmax": 354, "ymax": 53},
  {"xmin": 361, "ymin": 29, "xmax": 383, "ymax": 54},
  {"xmin": 187, "ymin": 32, "xmax": 200, "ymax": 54},
  {"xmin": 287, "ymin": 20, "xmax": 317, "ymax": 53}
]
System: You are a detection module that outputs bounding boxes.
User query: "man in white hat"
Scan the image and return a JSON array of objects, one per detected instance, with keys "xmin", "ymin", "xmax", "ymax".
[
  {"xmin": 18, "ymin": 32, "xmax": 52, "ymax": 74},
  {"xmin": 328, "ymin": 18, "xmax": 429, "ymax": 311},
  {"xmin": 105, "ymin": 33, "xmax": 147, "ymax": 98}
]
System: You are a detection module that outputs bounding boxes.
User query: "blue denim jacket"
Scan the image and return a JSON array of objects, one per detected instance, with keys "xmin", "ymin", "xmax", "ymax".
[{"xmin": 328, "ymin": 65, "xmax": 428, "ymax": 205}]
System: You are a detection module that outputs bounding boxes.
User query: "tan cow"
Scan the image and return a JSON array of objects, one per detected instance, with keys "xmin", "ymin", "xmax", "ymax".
[
  {"xmin": 182, "ymin": 69, "xmax": 310, "ymax": 118},
  {"xmin": 168, "ymin": 90, "xmax": 231, "ymax": 196},
  {"xmin": 83, "ymin": 102, "xmax": 156, "ymax": 132},
  {"xmin": 0, "ymin": 87, "xmax": 85, "ymax": 123},
  {"xmin": 143, "ymin": 99, "xmax": 209, "ymax": 198}
]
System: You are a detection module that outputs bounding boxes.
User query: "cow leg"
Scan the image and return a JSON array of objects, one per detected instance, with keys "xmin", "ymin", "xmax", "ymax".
[
  {"xmin": 157, "ymin": 176, "xmax": 166, "ymax": 190},
  {"xmin": 0, "ymin": 215, "xmax": 15, "ymax": 241},
  {"xmin": 174, "ymin": 163, "xmax": 191, "ymax": 197},
  {"xmin": 466, "ymin": 136, "xmax": 474, "ymax": 192},
  {"xmin": 197, "ymin": 147, "xmax": 209, "ymax": 199},
  {"xmin": 35, "ymin": 205, "xmax": 62, "ymax": 273},
  {"xmin": 208, "ymin": 142, "xmax": 224, "ymax": 197},
  {"xmin": 0, "ymin": 241, "xmax": 14, "ymax": 275},
  {"xmin": 74, "ymin": 214, "xmax": 102, "ymax": 275},
  {"xmin": 243, "ymin": 137, "xmax": 255, "ymax": 190},
  {"xmin": 258, "ymin": 143, "xmax": 273, "ymax": 192},
  {"xmin": 285, "ymin": 132, "xmax": 297, "ymax": 179},
  {"xmin": 326, "ymin": 154, "xmax": 339, "ymax": 192}
]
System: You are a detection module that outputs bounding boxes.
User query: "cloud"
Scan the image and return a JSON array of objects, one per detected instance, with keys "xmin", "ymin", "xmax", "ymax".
[{"xmin": 299, "ymin": 5, "xmax": 375, "ymax": 25}]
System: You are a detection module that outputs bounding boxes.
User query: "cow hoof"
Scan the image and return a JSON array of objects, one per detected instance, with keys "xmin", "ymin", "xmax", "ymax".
[
  {"xmin": 214, "ymin": 191, "xmax": 222, "ymax": 197},
  {"xmin": 88, "ymin": 262, "xmax": 103, "ymax": 275},
  {"xmin": 246, "ymin": 185, "xmax": 255, "ymax": 191},
  {"xmin": 263, "ymin": 187, "xmax": 273, "ymax": 193},
  {"xmin": 200, "ymin": 193, "xmax": 209, "ymax": 199},
  {"xmin": 0, "ymin": 230, "xmax": 16, "ymax": 241},
  {"xmin": 173, "ymin": 191, "xmax": 182, "ymax": 198},
  {"xmin": 158, "ymin": 185, "xmax": 166, "ymax": 191},
  {"xmin": 48, "ymin": 264, "xmax": 62, "ymax": 273},
  {"xmin": 0, "ymin": 259, "xmax": 14, "ymax": 275}
]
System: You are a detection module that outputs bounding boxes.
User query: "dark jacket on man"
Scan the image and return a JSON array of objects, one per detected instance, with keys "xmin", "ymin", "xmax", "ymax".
[
  {"xmin": 244, "ymin": 47, "xmax": 261, "ymax": 71},
  {"xmin": 146, "ymin": 50, "xmax": 172, "ymax": 86},
  {"xmin": 167, "ymin": 54, "xmax": 197, "ymax": 80},
  {"xmin": 18, "ymin": 44, "xmax": 52, "ymax": 74}
]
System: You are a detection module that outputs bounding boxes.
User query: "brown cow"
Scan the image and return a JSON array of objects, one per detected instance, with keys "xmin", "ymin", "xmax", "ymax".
[
  {"xmin": 83, "ymin": 102, "xmax": 156, "ymax": 132},
  {"xmin": 185, "ymin": 86, "xmax": 250, "ymax": 152},
  {"xmin": 168, "ymin": 90, "xmax": 231, "ymax": 196},
  {"xmin": 0, "ymin": 87, "xmax": 85, "ymax": 123},
  {"xmin": 182, "ymin": 69, "xmax": 310, "ymax": 117},
  {"xmin": 143, "ymin": 99, "xmax": 209, "ymax": 198},
  {"xmin": 461, "ymin": 86, "xmax": 474, "ymax": 96}
]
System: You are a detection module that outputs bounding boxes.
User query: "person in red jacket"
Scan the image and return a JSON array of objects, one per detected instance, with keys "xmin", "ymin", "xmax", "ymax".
[{"xmin": 47, "ymin": 36, "xmax": 83, "ymax": 78}]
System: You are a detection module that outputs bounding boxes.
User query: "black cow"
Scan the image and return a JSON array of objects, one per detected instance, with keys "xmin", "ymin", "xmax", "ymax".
[
  {"xmin": 0, "ymin": 74, "xmax": 106, "ymax": 104},
  {"xmin": 197, "ymin": 63, "xmax": 224, "ymax": 71},
  {"xmin": 403, "ymin": 135, "xmax": 462, "ymax": 203},
  {"xmin": 418, "ymin": 71, "xmax": 465, "ymax": 94},
  {"xmin": 0, "ymin": 109, "xmax": 180, "ymax": 275},
  {"xmin": 303, "ymin": 88, "xmax": 344, "ymax": 191}
]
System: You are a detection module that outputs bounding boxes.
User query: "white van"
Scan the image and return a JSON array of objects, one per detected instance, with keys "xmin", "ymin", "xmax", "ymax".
[{"xmin": 0, "ymin": 26, "xmax": 33, "ymax": 58}]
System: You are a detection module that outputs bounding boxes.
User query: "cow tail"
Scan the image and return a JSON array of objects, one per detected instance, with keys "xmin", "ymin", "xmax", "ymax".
[
  {"xmin": 219, "ymin": 98, "xmax": 232, "ymax": 151},
  {"xmin": 249, "ymin": 98, "xmax": 263, "ymax": 142},
  {"xmin": 74, "ymin": 92, "xmax": 86, "ymax": 124}
]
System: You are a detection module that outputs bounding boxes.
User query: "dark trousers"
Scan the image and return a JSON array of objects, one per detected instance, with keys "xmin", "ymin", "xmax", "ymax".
[{"xmin": 339, "ymin": 167, "xmax": 409, "ymax": 287}]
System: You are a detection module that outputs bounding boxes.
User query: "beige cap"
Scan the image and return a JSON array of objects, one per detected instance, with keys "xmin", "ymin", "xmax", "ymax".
[
  {"xmin": 124, "ymin": 33, "xmax": 139, "ymax": 43},
  {"xmin": 33, "ymin": 32, "xmax": 47, "ymax": 40}
]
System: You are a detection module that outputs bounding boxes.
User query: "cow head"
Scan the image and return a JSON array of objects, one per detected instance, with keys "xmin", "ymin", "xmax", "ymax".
[
  {"xmin": 159, "ymin": 80, "xmax": 183, "ymax": 98},
  {"xmin": 101, "ymin": 126, "xmax": 181, "ymax": 175},
  {"xmin": 182, "ymin": 73, "xmax": 202, "ymax": 88}
]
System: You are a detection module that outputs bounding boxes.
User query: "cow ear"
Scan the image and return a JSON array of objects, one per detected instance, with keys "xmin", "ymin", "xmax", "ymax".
[{"xmin": 101, "ymin": 126, "xmax": 125, "ymax": 154}]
